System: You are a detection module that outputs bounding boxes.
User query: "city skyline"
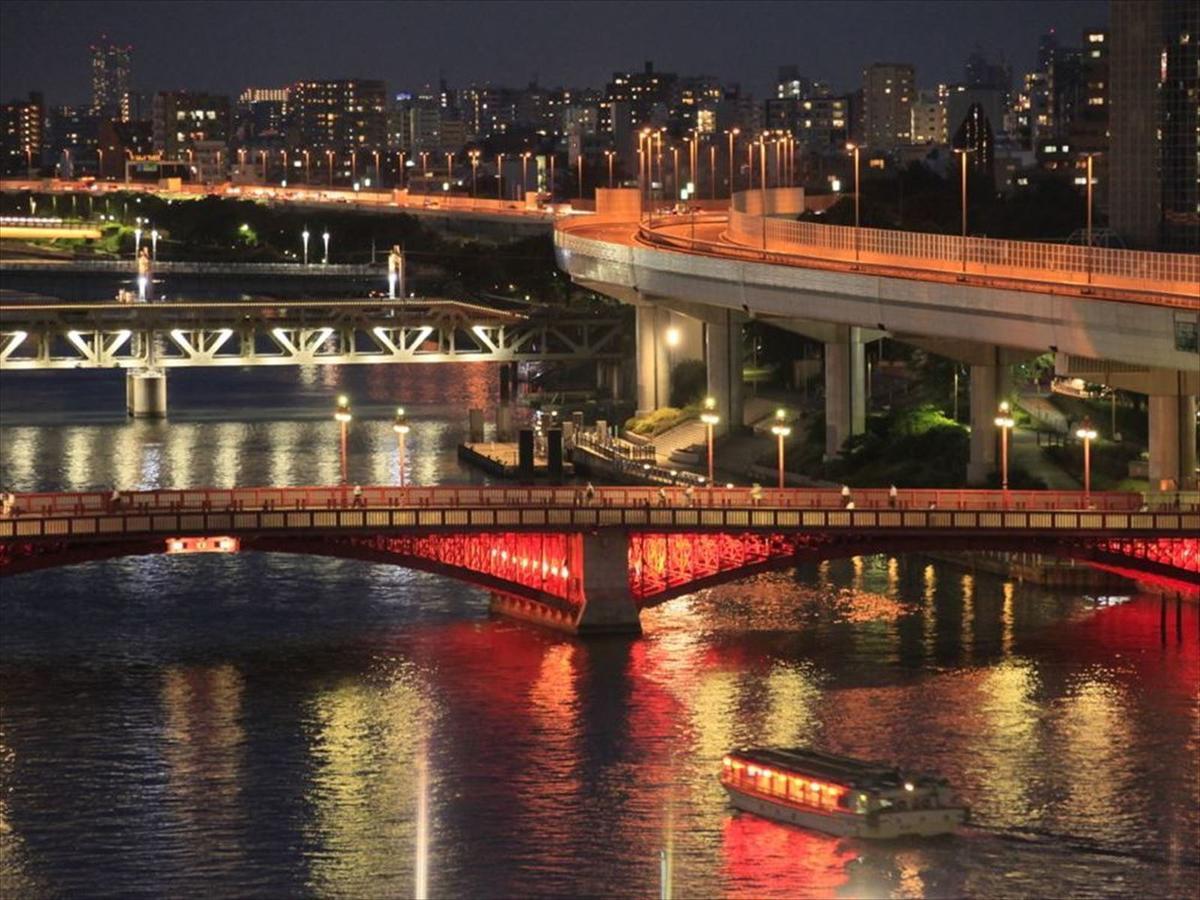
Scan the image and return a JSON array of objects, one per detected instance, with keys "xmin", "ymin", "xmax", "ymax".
[{"xmin": 3, "ymin": 0, "xmax": 1108, "ymax": 104}]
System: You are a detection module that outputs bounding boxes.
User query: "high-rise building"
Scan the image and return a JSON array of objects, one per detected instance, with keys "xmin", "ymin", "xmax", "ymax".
[
  {"xmin": 1, "ymin": 91, "xmax": 43, "ymax": 176},
  {"xmin": 236, "ymin": 87, "xmax": 290, "ymax": 142},
  {"xmin": 289, "ymin": 80, "xmax": 387, "ymax": 153},
  {"xmin": 763, "ymin": 95, "xmax": 849, "ymax": 153},
  {"xmin": 603, "ymin": 61, "xmax": 676, "ymax": 133},
  {"xmin": 1109, "ymin": 0, "xmax": 1198, "ymax": 250},
  {"xmin": 46, "ymin": 106, "xmax": 99, "ymax": 173},
  {"xmin": 776, "ymin": 66, "xmax": 813, "ymax": 100},
  {"xmin": 1068, "ymin": 29, "xmax": 1108, "ymax": 156},
  {"xmin": 965, "ymin": 45, "xmax": 1012, "ymax": 94},
  {"xmin": 910, "ymin": 88, "xmax": 948, "ymax": 145},
  {"xmin": 952, "ymin": 102, "xmax": 995, "ymax": 175},
  {"xmin": 90, "ymin": 36, "xmax": 133, "ymax": 121},
  {"xmin": 97, "ymin": 118, "xmax": 153, "ymax": 179},
  {"xmin": 862, "ymin": 63, "xmax": 915, "ymax": 150},
  {"xmin": 152, "ymin": 92, "xmax": 232, "ymax": 164}
]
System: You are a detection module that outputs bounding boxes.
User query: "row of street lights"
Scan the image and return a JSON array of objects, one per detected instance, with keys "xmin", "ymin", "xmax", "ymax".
[
  {"xmin": 995, "ymin": 400, "xmax": 1097, "ymax": 497},
  {"xmin": 300, "ymin": 227, "xmax": 331, "ymax": 265},
  {"xmin": 333, "ymin": 394, "xmax": 1103, "ymax": 498},
  {"xmin": 333, "ymin": 395, "xmax": 412, "ymax": 487}
]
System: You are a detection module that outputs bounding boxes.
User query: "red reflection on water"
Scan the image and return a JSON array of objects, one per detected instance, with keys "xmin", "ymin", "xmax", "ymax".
[
  {"xmin": 1059, "ymin": 595, "xmax": 1199, "ymax": 668},
  {"xmin": 721, "ymin": 812, "xmax": 857, "ymax": 899},
  {"xmin": 361, "ymin": 363, "xmax": 497, "ymax": 409}
]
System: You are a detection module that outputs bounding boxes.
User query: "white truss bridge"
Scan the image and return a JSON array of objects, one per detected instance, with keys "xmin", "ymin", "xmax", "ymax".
[{"xmin": 0, "ymin": 298, "xmax": 627, "ymax": 370}]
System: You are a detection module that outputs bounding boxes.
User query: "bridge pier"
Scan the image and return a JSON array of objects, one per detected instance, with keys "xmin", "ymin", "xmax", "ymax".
[
  {"xmin": 126, "ymin": 369, "xmax": 167, "ymax": 418},
  {"xmin": 635, "ymin": 304, "xmax": 671, "ymax": 413},
  {"xmin": 967, "ymin": 359, "xmax": 1010, "ymax": 485},
  {"xmin": 705, "ymin": 309, "xmax": 745, "ymax": 434},
  {"xmin": 824, "ymin": 327, "xmax": 866, "ymax": 459},
  {"xmin": 489, "ymin": 531, "xmax": 642, "ymax": 636},
  {"xmin": 1149, "ymin": 393, "xmax": 1198, "ymax": 490}
]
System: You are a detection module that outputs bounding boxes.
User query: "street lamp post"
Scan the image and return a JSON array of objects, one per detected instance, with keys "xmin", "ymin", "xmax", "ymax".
[
  {"xmin": 322, "ymin": 230, "xmax": 330, "ymax": 265},
  {"xmin": 954, "ymin": 147, "xmax": 973, "ymax": 273},
  {"xmin": 709, "ymin": 143, "xmax": 716, "ymax": 200},
  {"xmin": 700, "ymin": 396, "xmax": 720, "ymax": 485},
  {"xmin": 334, "ymin": 395, "xmax": 352, "ymax": 484},
  {"xmin": 393, "ymin": 407, "xmax": 411, "ymax": 487},
  {"xmin": 994, "ymin": 401, "xmax": 1014, "ymax": 492},
  {"xmin": 150, "ymin": 228, "xmax": 158, "ymax": 262},
  {"xmin": 496, "ymin": 152, "xmax": 504, "ymax": 200},
  {"xmin": 847, "ymin": 142, "xmax": 861, "ymax": 261},
  {"xmin": 470, "ymin": 151, "xmax": 479, "ymax": 198},
  {"xmin": 1076, "ymin": 418, "xmax": 1097, "ymax": 501},
  {"xmin": 770, "ymin": 409, "xmax": 792, "ymax": 489},
  {"xmin": 302, "ymin": 228, "xmax": 310, "ymax": 266},
  {"xmin": 326, "ymin": 149, "xmax": 334, "ymax": 186},
  {"xmin": 578, "ymin": 153, "xmax": 584, "ymax": 201},
  {"xmin": 1084, "ymin": 152, "xmax": 1098, "ymax": 285},
  {"xmin": 521, "ymin": 151, "xmax": 531, "ymax": 198},
  {"xmin": 605, "ymin": 150, "xmax": 615, "ymax": 189},
  {"xmin": 727, "ymin": 128, "xmax": 739, "ymax": 197}
]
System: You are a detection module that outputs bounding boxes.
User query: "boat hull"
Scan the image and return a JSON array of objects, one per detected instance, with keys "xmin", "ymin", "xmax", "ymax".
[{"xmin": 722, "ymin": 784, "xmax": 966, "ymax": 839}]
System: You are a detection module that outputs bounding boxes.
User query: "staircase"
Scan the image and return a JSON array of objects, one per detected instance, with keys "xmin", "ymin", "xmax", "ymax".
[{"xmin": 652, "ymin": 418, "xmax": 708, "ymax": 466}]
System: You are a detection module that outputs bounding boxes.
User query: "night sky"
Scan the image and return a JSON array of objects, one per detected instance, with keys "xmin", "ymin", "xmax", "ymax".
[{"xmin": 2, "ymin": 0, "xmax": 1108, "ymax": 105}]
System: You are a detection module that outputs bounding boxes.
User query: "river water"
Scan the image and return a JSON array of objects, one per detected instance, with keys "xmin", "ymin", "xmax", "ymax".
[{"xmin": 1, "ymin": 311, "xmax": 1198, "ymax": 897}]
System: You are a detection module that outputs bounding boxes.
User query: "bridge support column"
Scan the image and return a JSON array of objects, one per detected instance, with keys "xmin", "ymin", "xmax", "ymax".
[
  {"xmin": 572, "ymin": 531, "xmax": 641, "ymax": 635},
  {"xmin": 635, "ymin": 304, "xmax": 670, "ymax": 413},
  {"xmin": 705, "ymin": 309, "xmax": 745, "ymax": 433},
  {"xmin": 824, "ymin": 327, "xmax": 865, "ymax": 459},
  {"xmin": 967, "ymin": 359, "xmax": 1010, "ymax": 486},
  {"xmin": 1149, "ymin": 393, "xmax": 1198, "ymax": 490},
  {"xmin": 126, "ymin": 369, "xmax": 167, "ymax": 418},
  {"xmin": 488, "ymin": 531, "xmax": 641, "ymax": 636},
  {"xmin": 595, "ymin": 360, "xmax": 622, "ymax": 400}
]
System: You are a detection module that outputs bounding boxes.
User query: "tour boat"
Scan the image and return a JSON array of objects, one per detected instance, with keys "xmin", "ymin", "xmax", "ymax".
[{"xmin": 720, "ymin": 747, "xmax": 968, "ymax": 839}]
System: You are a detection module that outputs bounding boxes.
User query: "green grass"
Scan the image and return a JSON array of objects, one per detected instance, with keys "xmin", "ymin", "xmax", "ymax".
[{"xmin": 624, "ymin": 404, "xmax": 698, "ymax": 436}]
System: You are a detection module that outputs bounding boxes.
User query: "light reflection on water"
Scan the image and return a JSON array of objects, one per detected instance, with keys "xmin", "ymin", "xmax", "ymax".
[{"xmin": 0, "ymin": 367, "xmax": 1197, "ymax": 898}]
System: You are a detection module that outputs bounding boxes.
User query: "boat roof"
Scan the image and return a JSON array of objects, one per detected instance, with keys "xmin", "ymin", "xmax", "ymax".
[{"xmin": 730, "ymin": 747, "xmax": 906, "ymax": 787}]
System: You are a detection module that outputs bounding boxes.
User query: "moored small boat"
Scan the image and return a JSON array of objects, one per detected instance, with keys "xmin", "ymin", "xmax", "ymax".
[{"xmin": 720, "ymin": 747, "xmax": 968, "ymax": 839}]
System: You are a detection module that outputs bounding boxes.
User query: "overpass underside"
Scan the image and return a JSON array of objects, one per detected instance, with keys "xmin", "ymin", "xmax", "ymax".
[{"xmin": 555, "ymin": 210, "xmax": 1199, "ymax": 489}]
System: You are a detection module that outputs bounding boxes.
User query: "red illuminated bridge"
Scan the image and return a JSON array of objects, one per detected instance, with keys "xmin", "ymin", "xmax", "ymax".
[{"xmin": 2, "ymin": 485, "xmax": 1196, "ymax": 635}]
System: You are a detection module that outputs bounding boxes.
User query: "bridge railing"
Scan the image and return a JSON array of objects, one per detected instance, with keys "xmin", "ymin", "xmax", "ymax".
[
  {"xmin": 2, "ymin": 505, "xmax": 1196, "ymax": 548},
  {"xmin": 0, "ymin": 259, "xmax": 378, "ymax": 274},
  {"xmin": 2, "ymin": 485, "xmax": 1178, "ymax": 520},
  {"xmin": 636, "ymin": 209, "xmax": 1200, "ymax": 301}
]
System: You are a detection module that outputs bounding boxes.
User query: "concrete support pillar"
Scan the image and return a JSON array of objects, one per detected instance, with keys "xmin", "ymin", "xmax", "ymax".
[
  {"xmin": 573, "ymin": 531, "xmax": 642, "ymax": 635},
  {"xmin": 705, "ymin": 309, "xmax": 745, "ymax": 432},
  {"xmin": 823, "ymin": 327, "xmax": 865, "ymax": 459},
  {"xmin": 496, "ymin": 406, "xmax": 514, "ymax": 442},
  {"xmin": 488, "ymin": 531, "xmax": 641, "ymax": 636},
  {"xmin": 1149, "ymin": 394, "xmax": 1198, "ymax": 491},
  {"xmin": 635, "ymin": 303, "xmax": 670, "ymax": 413},
  {"xmin": 669, "ymin": 312, "xmax": 705, "ymax": 366},
  {"xmin": 966, "ymin": 357, "xmax": 1011, "ymax": 486},
  {"xmin": 126, "ymin": 369, "xmax": 167, "ymax": 418},
  {"xmin": 594, "ymin": 361, "xmax": 623, "ymax": 400}
]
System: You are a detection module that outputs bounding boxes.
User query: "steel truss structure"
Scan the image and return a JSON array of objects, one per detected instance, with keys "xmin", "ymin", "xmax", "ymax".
[{"xmin": 0, "ymin": 298, "xmax": 627, "ymax": 370}]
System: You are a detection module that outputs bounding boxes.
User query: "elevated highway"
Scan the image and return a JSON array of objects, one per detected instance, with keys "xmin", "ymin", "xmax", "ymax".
[{"xmin": 555, "ymin": 191, "xmax": 1199, "ymax": 488}]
